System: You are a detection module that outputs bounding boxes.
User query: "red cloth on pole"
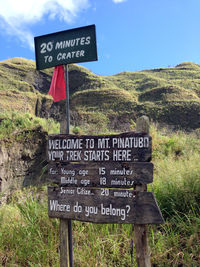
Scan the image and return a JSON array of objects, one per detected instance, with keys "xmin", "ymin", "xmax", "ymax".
[{"xmin": 48, "ymin": 65, "xmax": 66, "ymax": 102}]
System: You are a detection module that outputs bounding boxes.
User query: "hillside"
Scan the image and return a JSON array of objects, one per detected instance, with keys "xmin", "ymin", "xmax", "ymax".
[
  {"xmin": 0, "ymin": 58, "xmax": 200, "ymax": 130},
  {"xmin": 1, "ymin": 58, "xmax": 200, "ymax": 266}
]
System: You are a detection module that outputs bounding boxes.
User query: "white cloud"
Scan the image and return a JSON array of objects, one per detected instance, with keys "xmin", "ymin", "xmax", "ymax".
[
  {"xmin": 0, "ymin": 0, "xmax": 89, "ymax": 50},
  {"xmin": 112, "ymin": 0, "xmax": 127, "ymax": 3}
]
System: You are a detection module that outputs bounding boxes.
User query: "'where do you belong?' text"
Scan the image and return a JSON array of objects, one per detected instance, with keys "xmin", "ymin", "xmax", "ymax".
[
  {"xmin": 48, "ymin": 186, "xmax": 164, "ymax": 224},
  {"xmin": 48, "ymin": 187, "xmax": 134, "ymax": 223}
]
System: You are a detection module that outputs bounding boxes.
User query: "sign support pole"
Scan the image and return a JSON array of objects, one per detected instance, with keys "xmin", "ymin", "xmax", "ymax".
[
  {"xmin": 65, "ymin": 64, "xmax": 74, "ymax": 267},
  {"xmin": 34, "ymin": 24, "xmax": 97, "ymax": 267},
  {"xmin": 59, "ymin": 65, "xmax": 74, "ymax": 267},
  {"xmin": 134, "ymin": 116, "xmax": 151, "ymax": 267},
  {"xmin": 65, "ymin": 65, "xmax": 70, "ymax": 134}
]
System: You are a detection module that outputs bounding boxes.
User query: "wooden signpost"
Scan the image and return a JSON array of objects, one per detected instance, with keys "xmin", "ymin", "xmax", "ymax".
[
  {"xmin": 47, "ymin": 119, "xmax": 164, "ymax": 266},
  {"xmin": 35, "ymin": 24, "xmax": 164, "ymax": 267}
]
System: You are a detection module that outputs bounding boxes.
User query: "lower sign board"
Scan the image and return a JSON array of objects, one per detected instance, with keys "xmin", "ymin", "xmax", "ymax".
[
  {"xmin": 48, "ymin": 162, "xmax": 153, "ymax": 187},
  {"xmin": 48, "ymin": 187, "xmax": 164, "ymax": 224}
]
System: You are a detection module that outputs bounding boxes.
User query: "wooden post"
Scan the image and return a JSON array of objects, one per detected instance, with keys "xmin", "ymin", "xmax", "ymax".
[
  {"xmin": 60, "ymin": 219, "xmax": 70, "ymax": 267},
  {"xmin": 64, "ymin": 65, "xmax": 74, "ymax": 267},
  {"xmin": 60, "ymin": 119, "xmax": 70, "ymax": 267},
  {"xmin": 134, "ymin": 116, "xmax": 151, "ymax": 267}
]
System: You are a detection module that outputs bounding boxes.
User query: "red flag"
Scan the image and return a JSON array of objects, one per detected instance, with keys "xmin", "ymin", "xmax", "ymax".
[{"xmin": 48, "ymin": 65, "xmax": 66, "ymax": 102}]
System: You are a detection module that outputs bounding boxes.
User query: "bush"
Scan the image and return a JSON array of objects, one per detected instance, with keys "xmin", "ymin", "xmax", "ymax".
[{"xmin": 0, "ymin": 112, "xmax": 59, "ymax": 139}]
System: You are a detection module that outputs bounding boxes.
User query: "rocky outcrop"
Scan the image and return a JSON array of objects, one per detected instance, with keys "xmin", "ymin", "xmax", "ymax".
[{"xmin": 0, "ymin": 127, "xmax": 48, "ymax": 200}]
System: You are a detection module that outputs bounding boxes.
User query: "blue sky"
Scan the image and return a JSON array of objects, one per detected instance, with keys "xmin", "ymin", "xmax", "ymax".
[{"xmin": 0, "ymin": 0, "xmax": 200, "ymax": 75}]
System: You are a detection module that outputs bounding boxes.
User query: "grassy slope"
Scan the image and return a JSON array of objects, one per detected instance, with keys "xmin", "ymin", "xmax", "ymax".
[
  {"xmin": 71, "ymin": 62, "xmax": 200, "ymax": 130},
  {"xmin": 0, "ymin": 58, "xmax": 53, "ymax": 115},
  {"xmin": 0, "ymin": 59, "xmax": 200, "ymax": 265},
  {"xmin": 0, "ymin": 58, "xmax": 200, "ymax": 130}
]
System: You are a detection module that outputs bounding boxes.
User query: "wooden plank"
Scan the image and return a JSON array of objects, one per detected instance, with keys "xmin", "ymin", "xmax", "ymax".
[
  {"xmin": 48, "ymin": 162, "xmax": 154, "ymax": 187},
  {"xmin": 47, "ymin": 132, "xmax": 152, "ymax": 163},
  {"xmin": 48, "ymin": 187, "xmax": 164, "ymax": 224}
]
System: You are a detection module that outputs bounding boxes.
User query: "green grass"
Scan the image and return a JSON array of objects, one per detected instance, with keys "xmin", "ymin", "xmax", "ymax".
[
  {"xmin": 0, "ymin": 112, "xmax": 60, "ymax": 139},
  {"xmin": 0, "ymin": 187, "xmax": 59, "ymax": 267},
  {"xmin": 150, "ymin": 211, "xmax": 200, "ymax": 266},
  {"xmin": 148, "ymin": 126, "xmax": 200, "ymax": 266},
  {"xmin": 0, "ymin": 188, "xmax": 135, "ymax": 266}
]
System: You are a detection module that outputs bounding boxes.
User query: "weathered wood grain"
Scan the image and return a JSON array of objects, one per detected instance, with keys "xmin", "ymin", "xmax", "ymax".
[
  {"xmin": 60, "ymin": 219, "xmax": 70, "ymax": 267},
  {"xmin": 48, "ymin": 162, "xmax": 153, "ymax": 187},
  {"xmin": 48, "ymin": 187, "xmax": 164, "ymax": 224},
  {"xmin": 134, "ymin": 224, "xmax": 151, "ymax": 267},
  {"xmin": 47, "ymin": 132, "xmax": 152, "ymax": 163}
]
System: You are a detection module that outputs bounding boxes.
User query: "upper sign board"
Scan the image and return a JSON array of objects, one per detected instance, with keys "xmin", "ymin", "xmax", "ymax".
[
  {"xmin": 34, "ymin": 25, "xmax": 97, "ymax": 70},
  {"xmin": 48, "ymin": 132, "xmax": 152, "ymax": 163}
]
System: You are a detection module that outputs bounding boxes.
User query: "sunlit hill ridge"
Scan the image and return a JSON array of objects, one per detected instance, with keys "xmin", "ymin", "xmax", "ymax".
[{"xmin": 0, "ymin": 57, "xmax": 200, "ymax": 130}]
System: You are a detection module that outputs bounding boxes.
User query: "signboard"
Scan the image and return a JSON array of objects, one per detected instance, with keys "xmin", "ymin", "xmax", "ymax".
[
  {"xmin": 48, "ymin": 162, "xmax": 154, "ymax": 187},
  {"xmin": 48, "ymin": 187, "xmax": 164, "ymax": 224},
  {"xmin": 34, "ymin": 24, "xmax": 97, "ymax": 70},
  {"xmin": 47, "ymin": 132, "xmax": 152, "ymax": 163},
  {"xmin": 47, "ymin": 131, "xmax": 164, "ymax": 227}
]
